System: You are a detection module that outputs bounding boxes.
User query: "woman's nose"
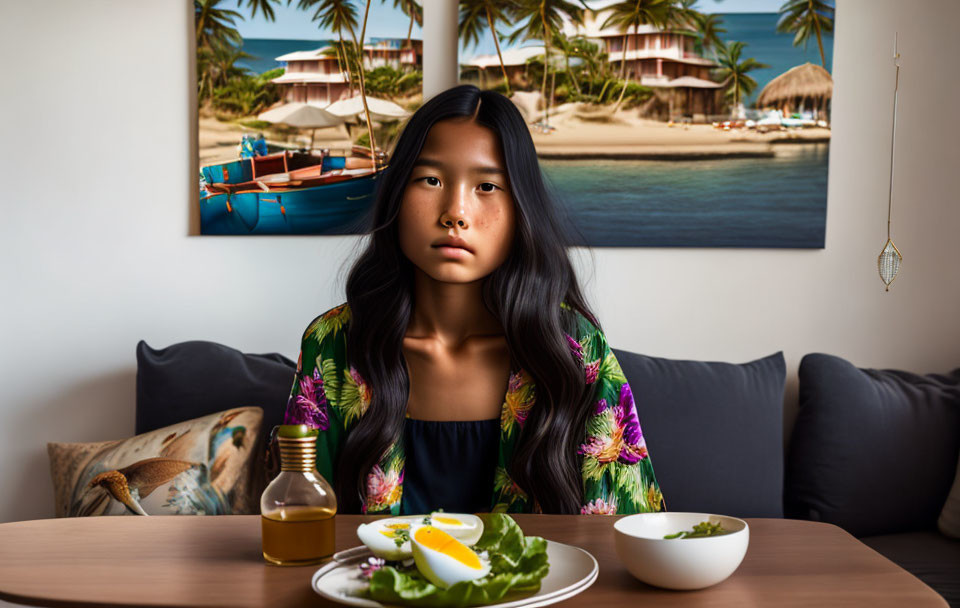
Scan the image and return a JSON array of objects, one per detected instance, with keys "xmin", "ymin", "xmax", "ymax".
[{"xmin": 440, "ymin": 182, "xmax": 470, "ymax": 228}]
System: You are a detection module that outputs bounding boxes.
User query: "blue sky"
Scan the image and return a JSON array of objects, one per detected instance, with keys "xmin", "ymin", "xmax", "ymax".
[{"xmin": 233, "ymin": 0, "xmax": 787, "ymax": 41}]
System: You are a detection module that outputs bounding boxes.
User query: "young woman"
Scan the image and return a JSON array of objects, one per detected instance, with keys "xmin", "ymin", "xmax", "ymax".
[{"xmin": 283, "ymin": 84, "xmax": 664, "ymax": 516}]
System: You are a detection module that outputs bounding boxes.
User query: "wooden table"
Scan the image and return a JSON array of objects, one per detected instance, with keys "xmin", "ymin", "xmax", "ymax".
[{"xmin": 0, "ymin": 515, "xmax": 947, "ymax": 607}]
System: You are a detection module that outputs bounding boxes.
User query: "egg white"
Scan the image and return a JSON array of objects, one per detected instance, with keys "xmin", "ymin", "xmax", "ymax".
[
  {"xmin": 410, "ymin": 523, "xmax": 491, "ymax": 589},
  {"xmin": 427, "ymin": 512, "xmax": 484, "ymax": 546},
  {"xmin": 356, "ymin": 517, "xmax": 415, "ymax": 560}
]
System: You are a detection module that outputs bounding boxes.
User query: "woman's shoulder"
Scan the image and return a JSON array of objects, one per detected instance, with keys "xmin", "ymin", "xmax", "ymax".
[{"xmin": 301, "ymin": 302, "xmax": 351, "ymax": 349}]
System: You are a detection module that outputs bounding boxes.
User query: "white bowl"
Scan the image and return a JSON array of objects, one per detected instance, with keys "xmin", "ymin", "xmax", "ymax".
[{"xmin": 613, "ymin": 512, "xmax": 749, "ymax": 590}]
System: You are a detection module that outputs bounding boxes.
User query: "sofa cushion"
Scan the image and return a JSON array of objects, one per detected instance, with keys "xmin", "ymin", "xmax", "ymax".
[
  {"xmin": 48, "ymin": 407, "xmax": 263, "ymax": 516},
  {"xmin": 785, "ymin": 353, "xmax": 960, "ymax": 537},
  {"xmin": 136, "ymin": 339, "xmax": 295, "ymax": 437},
  {"xmin": 860, "ymin": 530, "xmax": 960, "ymax": 607},
  {"xmin": 612, "ymin": 348, "xmax": 787, "ymax": 518},
  {"xmin": 938, "ymin": 447, "xmax": 960, "ymax": 539}
]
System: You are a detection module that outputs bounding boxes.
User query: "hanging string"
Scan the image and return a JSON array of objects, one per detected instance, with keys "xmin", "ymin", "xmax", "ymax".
[
  {"xmin": 877, "ymin": 32, "xmax": 903, "ymax": 292},
  {"xmin": 887, "ymin": 32, "xmax": 900, "ymax": 243}
]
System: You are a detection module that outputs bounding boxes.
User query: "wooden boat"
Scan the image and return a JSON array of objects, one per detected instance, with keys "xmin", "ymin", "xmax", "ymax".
[{"xmin": 199, "ymin": 147, "xmax": 385, "ymax": 235}]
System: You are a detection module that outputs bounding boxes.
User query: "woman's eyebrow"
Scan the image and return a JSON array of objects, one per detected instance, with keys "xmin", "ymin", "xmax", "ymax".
[{"xmin": 413, "ymin": 157, "xmax": 506, "ymax": 176}]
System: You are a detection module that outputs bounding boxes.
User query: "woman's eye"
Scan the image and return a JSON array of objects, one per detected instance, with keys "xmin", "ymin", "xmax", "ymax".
[
  {"xmin": 479, "ymin": 182, "xmax": 499, "ymax": 193},
  {"xmin": 422, "ymin": 176, "xmax": 440, "ymax": 187}
]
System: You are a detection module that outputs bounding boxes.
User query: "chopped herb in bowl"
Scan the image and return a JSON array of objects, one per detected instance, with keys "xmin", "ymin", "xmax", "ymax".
[{"xmin": 663, "ymin": 521, "xmax": 731, "ymax": 539}]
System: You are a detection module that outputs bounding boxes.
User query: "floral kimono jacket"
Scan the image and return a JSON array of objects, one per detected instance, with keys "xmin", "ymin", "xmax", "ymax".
[{"xmin": 283, "ymin": 302, "xmax": 665, "ymax": 516}]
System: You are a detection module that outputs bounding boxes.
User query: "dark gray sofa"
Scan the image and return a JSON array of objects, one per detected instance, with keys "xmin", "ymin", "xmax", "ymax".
[
  {"xmin": 612, "ymin": 349, "xmax": 960, "ymax": 607},
  {"xmin": 135, "ymin": 340, "xmax": 960, "ymax": 606}
]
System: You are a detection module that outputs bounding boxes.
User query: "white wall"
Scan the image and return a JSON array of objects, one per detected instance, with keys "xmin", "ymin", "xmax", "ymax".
[{"xmin": 1, "ymin": 0, "xmax": 958, "ymax": 524}]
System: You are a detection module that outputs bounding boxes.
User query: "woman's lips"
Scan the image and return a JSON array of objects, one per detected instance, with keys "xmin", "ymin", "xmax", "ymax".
[{"xmin": 432, "ymin": 245, "xmax": 472, "ymax": 258}]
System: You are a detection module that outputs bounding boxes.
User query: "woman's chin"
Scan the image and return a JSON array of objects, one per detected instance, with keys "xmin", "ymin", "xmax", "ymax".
[{"xmin": 420, "ymin": 265, "xmax": 485, "ymax": 284}]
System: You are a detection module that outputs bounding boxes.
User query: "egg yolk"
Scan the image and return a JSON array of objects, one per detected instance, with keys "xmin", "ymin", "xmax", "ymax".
[
  {"xmin": 414, "ymin": 526, "xmax": 482, "ymax": 570},
  {"xmin": 378, "ymin": 522, "xmax": 410, "ymax": 537},
  {"xmin": 432, "ymin": 516, "xmax": 463, "ymax": 526}
]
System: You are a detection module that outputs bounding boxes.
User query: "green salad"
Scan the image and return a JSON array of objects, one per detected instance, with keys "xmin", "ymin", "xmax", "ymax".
[
  {"xmin": 663, "ymin": 520, "xmax": 731, "ymax": 539},
  {"xmin": 358, "ymin": 513, "xmax": 550, "ymax": 607}
]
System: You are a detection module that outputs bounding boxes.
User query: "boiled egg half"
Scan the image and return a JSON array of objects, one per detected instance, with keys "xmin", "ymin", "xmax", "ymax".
[
  {"xmin": 410, "ymin": 524, "xmax": 491, "ymax": 589},
  {"xmin": 356, "ymin": 517, "xmax": 415, "ymax": 560},
  {"xmin": 427, "ymin": 513, "xmax": 484, "ymax": 546}
]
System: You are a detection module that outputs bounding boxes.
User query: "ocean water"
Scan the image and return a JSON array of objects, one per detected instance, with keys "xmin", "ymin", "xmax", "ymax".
[
  {"xmin": 541, "ymin": 144, "xmax": 829, "ymax": 248},
  {"xmin": 237, "ymin": 38, "xmax": 334, "ymax": 76}
]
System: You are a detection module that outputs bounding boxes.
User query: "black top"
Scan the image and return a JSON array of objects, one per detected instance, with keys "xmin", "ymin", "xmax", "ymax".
[{"xmin": 400, "ymin": 417, "xmax": 501, "ymax": 515}]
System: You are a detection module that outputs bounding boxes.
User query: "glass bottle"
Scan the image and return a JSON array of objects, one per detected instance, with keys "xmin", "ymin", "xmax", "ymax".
[{"xmin": 260, "ymin": 424, "xmax": 337, "ymax": 566}]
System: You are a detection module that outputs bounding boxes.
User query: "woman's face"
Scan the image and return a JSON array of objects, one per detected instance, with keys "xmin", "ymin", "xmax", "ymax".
[{"xmin": 397, "ymin": 117, "xmax": 516, "ymax": 283}]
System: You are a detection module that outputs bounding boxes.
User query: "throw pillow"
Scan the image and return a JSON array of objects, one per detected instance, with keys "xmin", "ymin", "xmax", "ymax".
[
  {"xmin": 135, "ymin": 339, "xmax": 294, "ymax": 436},
  {"xmin": 938, "ymin": 450, "xmax": 960, "ymax": 539},
  {"xmin": 48, "ymin": 406, "xmax": 263, "ymax": 517},
  {"xmin": 612, "ymin": 348, "xmax": 787, "ymax": 518},
  {"xmin": 785, "ymin": 353, "xmax": 960, "ymax": 537}
]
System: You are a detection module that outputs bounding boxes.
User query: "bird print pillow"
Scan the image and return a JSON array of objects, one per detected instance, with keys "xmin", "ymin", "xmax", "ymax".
[{"xmin": 47, "ymin": 407, "xmax": 263, "ymax": 517}]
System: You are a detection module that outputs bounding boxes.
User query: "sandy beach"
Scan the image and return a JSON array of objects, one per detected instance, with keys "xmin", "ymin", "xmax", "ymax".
[
  {"xmin": 198, "ymin": 113, "xmax": 353, "ymax": 166},
  {"xmin": 199, "ymin": 98, "xmax": 830, "ymax": 167},
  {"xmin": 526, "ymin": 101, "xmax": 830, "ymax": 160}
]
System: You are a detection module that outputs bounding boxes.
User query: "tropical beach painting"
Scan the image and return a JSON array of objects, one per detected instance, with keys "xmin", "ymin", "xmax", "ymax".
[{"xmin": 195, "ymin": 0, "xmax": 834, "ymax": 247}]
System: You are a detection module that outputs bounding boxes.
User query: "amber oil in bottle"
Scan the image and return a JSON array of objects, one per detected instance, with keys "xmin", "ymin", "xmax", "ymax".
[{"xmin": 260, "ymin": 425, "xmax": 337, "ymax": 566}]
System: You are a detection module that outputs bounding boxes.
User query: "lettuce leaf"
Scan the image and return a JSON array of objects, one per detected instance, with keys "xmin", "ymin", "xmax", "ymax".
[{"xmin": 365, "ymin": 513, "xmax": 550, "ymax": 607}]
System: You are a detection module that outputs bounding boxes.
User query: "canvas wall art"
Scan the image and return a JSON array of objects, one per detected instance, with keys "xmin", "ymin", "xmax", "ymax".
[{"xmin": 195, "ymin": 0, "xmax": 834, "ymax": 247}]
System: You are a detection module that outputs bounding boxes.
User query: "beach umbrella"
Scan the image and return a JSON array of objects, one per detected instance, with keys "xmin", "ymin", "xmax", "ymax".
[
  {"xmin": 324, "ymin": 95, "xmax": 410, "ymax": 153},
  {"xmin": 324, "ymin": 95, "xmax": 410, "ymax": 122},
  {"xmin": 257, "ymin": 102, "xmax": 346, "ymax": 150}
]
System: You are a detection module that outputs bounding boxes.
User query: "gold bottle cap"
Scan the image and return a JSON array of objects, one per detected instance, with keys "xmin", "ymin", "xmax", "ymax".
[{"xmin": 276, "ymin": 426, "xmax": 318, "ymax": 472}]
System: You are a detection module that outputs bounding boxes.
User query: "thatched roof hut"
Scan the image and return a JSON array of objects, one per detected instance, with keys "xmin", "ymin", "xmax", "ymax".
[{"xmin": 757, "ymin": 62, "xmax": 833, "ymax": 118}]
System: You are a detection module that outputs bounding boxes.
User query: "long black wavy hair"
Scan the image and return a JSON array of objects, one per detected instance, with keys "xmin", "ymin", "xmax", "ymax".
[{"xmin": 337, "ymin": 83, "xmax": 601, "ymax": 514}]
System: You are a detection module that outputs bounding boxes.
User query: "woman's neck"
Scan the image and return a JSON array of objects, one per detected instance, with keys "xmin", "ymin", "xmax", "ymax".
[{"xmin": 406, "ymin": 267, "xmax": 503, "ymax": 347}]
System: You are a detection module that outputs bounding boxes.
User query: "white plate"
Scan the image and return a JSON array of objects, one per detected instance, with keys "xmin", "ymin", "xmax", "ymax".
[{"xmin": 311, "ymin": 540, "xmax": 598, "ymax": 608}]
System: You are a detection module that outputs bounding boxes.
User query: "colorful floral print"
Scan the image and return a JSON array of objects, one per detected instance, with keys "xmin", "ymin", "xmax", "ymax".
[
  {"xmin": 580, "ymin": 497, "xmax": 618, "ymax": 515},
  {"xmin": 500, "ymin": 369, "xmax": 536, "ymax": 435},
  {"xmin": 305, "ymin": 303, "xmax": 351, "ymax": 345},
  {"xmin": 363, "ymin": 465, "xmax": 403, "ymax": 514},
  {"xmin": 362, "ymin": 441, "xmax": 405, "ymax": 514},
  {"xmin": 565, "ymin": 333, "xmax": 584, "ymax": 362},
  {"xmin": 283, "ymin": 302, "xmax": 664, "ymax": 516},
  {"xmin": 491, "ymin": 466, "xmax": 529, "ymax": 513},
  {"xmin": 579, "ymin": 383, "xmax": 649, "ymax": 465},
  {"xmin": 283, "ymin": 367, "xmax": 329, "ymax": 430},
  {"xmin": 585, "ymin": 358, "xmax": 601, "ymax": 384}
]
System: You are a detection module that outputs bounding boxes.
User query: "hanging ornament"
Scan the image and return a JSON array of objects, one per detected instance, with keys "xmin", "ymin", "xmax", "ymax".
[{"xmin": 878, "ymin": 33, "xmax": 902, "ymax": 291}]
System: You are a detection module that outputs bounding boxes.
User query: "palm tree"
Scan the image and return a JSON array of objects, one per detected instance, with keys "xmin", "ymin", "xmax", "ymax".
[
  {"xmin": 195, "ymin": 0, "xmax": 251, "ymax": 104},
  {"xmin": 459, "ymin": 0, "xmax": 519, "ymax": 96},
  {"xmin": 506, "ymin": 0, "xmax": 589, "ymax": 128},
  {"xmin": 601, "ymin": 0, "xmax": 673, "ymax": 113},
  {"xmin": 776, "ymin": 0, "xmax": 834, "ymax": 68},
  {"xmin": 321, "ymin": 40, "xmax": 362, "ymax": 94},
  {"xmin": 364, "ymin": 65, "xmax": 421, "ymax": 100},
  {"xmin": 693, "ymin": 12, "xmax": 726, "ymax": 58},
  {"xmin": 195, "ymin": 0, "xmax": 244, "ymax": 51},
  {"xmin": 298, "ymin": 0, "xmax": 362, "ymax": 95},
  {"xmin": 235, "ymin": 0, "xmax": 283, "ymax": 21},
  {"xmin": 393, "ymin": 0, "xmax": 422, "ymax": 72},
  {"xmin": 210, "ymin": 41, "xmax": 254, "ymax": 89},
  {"xmin": 567, "ymin": 36, "xmax": 606, "ymax": 95},
  {"xmin": 713, "ymin": 40, "xmax": 769, "ymax": 113},
  {"xmin": 354, "ymin": 0, "xmax": 381, "ymax": 167},
  {"xmin": 214, "ymin": 71, "xmax": 277, "ymax": 115},
  {"xmin": 296, "ymin": 0, "xmax": 380, "ymax": 165},
  {"xmin": 550, "ymin": 29, "xmax": 582, "ymax": 96},
  {"xmin": 670, "ymin": 0, "xmax": 701, "ymax": 29}
]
